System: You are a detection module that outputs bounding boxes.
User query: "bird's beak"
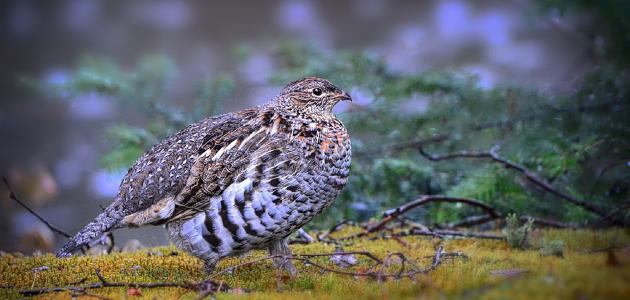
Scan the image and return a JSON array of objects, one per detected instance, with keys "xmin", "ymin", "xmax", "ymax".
[{"xmin": 334, "ymin": 91, "xmax": 352, "ymax": 102}]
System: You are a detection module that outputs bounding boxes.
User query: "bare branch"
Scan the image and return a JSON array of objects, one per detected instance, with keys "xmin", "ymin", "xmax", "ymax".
[
  {"xmin": 402, "ymin": 228, "xmax": 504, "ymax": 240},
  {"xmin": 2, "ymin": 177, "xmax": 72, "ymax": 238},
  {"xmin": 594, "ymin": 203, "xmax": 630, "ymax": 227},
  {"xmin": 418, "ymin": 147, "xmax": 492, "ymax": 161},
  {"xmin": 439, "ymin": 214, "xmax": 498, "ymax": 229},
  {"xmin": 520, "ymin": 215, "xmax": 577, "ymax": 229},
  {"xmin": 439, "ymin": 214, "xmax": 576, "ymax": 229},
  {"xmin": 317, "ymin": 220, "xmax": 354, "ymax": 242},
  {"xmin": 371, "ymin": 195, "xmax": 500, "ymax": 233},
  {"xmin": 417, "ymin": 146, "xmax": 609, "ymax": 218}
]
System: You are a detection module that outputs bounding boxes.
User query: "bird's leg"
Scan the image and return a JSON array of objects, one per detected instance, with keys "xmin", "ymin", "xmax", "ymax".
[
  {"xmin": 268, "ymin": 237, "xmax": 297, "ymax": 276},
  {"xmin": 164, "ymin": 215, "xmax": 220, "ymax": 276},
  {"xmin": 203, "ymin": 258, "xmax": 218, "ymax": 275}
]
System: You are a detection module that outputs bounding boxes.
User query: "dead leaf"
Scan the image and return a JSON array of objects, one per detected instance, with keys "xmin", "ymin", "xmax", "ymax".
[
  {"xmin": 279, "ymin": 274, "xmax": 292, "ymax": 283},
  {"xmin": 126, "ymin": 287, "xmax": 142, "ymax": 296}
]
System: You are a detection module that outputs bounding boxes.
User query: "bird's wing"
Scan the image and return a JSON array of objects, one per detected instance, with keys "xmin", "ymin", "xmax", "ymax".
[
  {"xmin": 118, "ymin": 107, "xmax": 305, "ymax": 226},
  {"xmin": 115, "ymin": 111, "xmax": 250, "ymax": 225},
  {"xmin": 167, "ymin": 111, "xmax": 305, "ymax": 222}
]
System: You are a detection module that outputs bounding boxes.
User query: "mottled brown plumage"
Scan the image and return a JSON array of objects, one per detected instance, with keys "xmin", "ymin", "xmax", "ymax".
[{"xmin": 57, "ymin": 77, "xmax": 352, "ymax": 273}]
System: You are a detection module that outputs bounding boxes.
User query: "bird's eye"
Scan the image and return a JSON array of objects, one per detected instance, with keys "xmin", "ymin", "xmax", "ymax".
[{"xmin": 312, "ymin": 88, "xmax": 323, "ymax": 96}]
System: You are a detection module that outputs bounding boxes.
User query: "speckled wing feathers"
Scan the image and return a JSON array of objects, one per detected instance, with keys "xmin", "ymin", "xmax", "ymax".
[{"xmin": 116, "ymin": 112, "xmax": 242, "ymax": 216}]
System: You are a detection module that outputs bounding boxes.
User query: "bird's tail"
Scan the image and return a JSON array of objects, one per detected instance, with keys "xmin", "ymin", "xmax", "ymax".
[{"xmin": 56, "ymin": 201, "xmax": 124, "ymax": 257}]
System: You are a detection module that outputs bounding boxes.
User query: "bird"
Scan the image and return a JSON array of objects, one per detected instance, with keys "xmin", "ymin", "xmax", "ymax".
[{"xmin": 56, "ymin": 77, "xmax": 352, "ymax": 274}]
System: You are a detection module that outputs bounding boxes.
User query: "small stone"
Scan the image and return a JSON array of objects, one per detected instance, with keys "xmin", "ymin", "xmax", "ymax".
[
  {"xmin": 146, "ymin": 250, "xmax": 163, "ymax": 256},
  {"xmin": 330, "ymin": 253, "xmax": 358, "ymax": 268},
  {"xmin": 122, "ymin": 239, "xmax": 145, "ymax": 253},
  {"xmin": 32, "ymin": 266, "xmax": 50, "ymax": 272},
  {"xmin": 86, "ymin": 245, "xmax": 109, "ymax": 256}
]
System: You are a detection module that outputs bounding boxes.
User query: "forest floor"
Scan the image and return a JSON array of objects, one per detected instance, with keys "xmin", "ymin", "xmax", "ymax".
[{"xmin": 1, "ymin": 227, "xmax": 629, "ymax": 299}]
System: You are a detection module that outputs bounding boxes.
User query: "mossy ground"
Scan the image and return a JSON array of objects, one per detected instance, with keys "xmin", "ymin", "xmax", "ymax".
[{"xmin": 1, "ymin": 227, "xmax": 629, "ymax": 299}]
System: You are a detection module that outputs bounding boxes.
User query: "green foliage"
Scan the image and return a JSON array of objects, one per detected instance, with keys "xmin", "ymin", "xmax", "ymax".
[
  {"xmin": 36, "ymin": 2, "xmax": 630, "ymax": 228},
  {"xmin": 447, "ymin": 166, "xmax": 531, "ymax": 217},
  {"xmin": 536, "ymin": 0, "xmax": 630, "ymax": 66},
  {"xmin": 504, "ymin": 214, "xmax": 534, "ymax": 250},
  {"xmin": 538, "ymin": 239, "xmax": 565, "ymax": 257},
  {"xmin": 195, "ymin": 73, "xmax": 236, "ymax": 119},
  {"xmin": 100, "ymin": 125, "xmax": 157, "ymax": 170},
  {"xmin": 39, "ymin": 55, "xmax": 236, "ymax": 170}
]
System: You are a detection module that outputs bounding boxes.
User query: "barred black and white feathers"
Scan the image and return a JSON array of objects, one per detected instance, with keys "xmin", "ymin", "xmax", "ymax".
[{"xmin": 57, "ymin": 77, "xmax": 352, "ymax": 273}]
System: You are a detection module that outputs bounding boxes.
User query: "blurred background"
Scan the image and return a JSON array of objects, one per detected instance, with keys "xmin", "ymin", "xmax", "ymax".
[{"xmin": 0, "ymin": 0, "xmax": 627, "ymax": 254}]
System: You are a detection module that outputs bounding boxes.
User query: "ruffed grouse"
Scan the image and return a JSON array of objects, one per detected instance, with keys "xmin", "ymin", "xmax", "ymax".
[{"xmin": 57, "ymin": 77, "xmax": 352, "ymax": 274}]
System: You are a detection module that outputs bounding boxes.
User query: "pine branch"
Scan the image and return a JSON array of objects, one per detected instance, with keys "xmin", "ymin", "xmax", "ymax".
[{"xmin": 417, "ymin": 146, "xmax": 610, "ymax": 219}]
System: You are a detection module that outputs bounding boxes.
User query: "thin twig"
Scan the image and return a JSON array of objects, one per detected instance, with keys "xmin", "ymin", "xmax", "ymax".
[
  {"xmin": 520, "ymin": 215, "xmax": 577, "ymax": 229},
  {"xmin": 417, "ymin": 146, "xmax": 609, "ymax": 218},
  {"xmin": 396, "ymin": 228, "xmax": 505, "ymax": 240},
  {"xmin": 371, "ymin": 195, "xmax": 500, "ymax": 233},
  {"xmin": 2, "ymin": 177, "xmax": 72, "ymax": 238},
  {"xmin": 19, "ymin": 269, "xmax": 229, "ymax": 297},
  {"xmin": 207, "ymin": 247, "xmax": 463, "ymax": 283},
  {"xmin": 298, "ymin": 251, "xmax": 383, "ymax": 264},
  {"xmin": 209, "ymin": 251, "xmax": 384, "ymax": 279},
  {"xmin": 594, "ymin": 202, "xmax": 630, "ymax": 227},
  {"xmin": 439, "ymin": 214, "xmax": 498, "ymax": 229},
  {"xmin": 332, "ymin": 195, "xmax": 502, "ymax": 241},
  {"xmin": 317, "ymin": 220, "xmax": 354, "ymax": 241},
  {"xmin": 439, "ymin": 214, "xmax": 576, "ymax": 229}
]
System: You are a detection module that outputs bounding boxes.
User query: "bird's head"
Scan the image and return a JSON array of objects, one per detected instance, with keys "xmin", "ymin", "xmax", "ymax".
[{"xmin": 275, "ymin": 77, "xmax": 352, "ymax": 116}]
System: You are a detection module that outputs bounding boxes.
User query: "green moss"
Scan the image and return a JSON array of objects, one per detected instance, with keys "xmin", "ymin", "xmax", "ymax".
[{"xmin": 1, "ymin": 228, "xmax": 629, "ymax": 299}]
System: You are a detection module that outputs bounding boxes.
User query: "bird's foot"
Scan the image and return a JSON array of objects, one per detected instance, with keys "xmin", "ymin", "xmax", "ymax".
[
  {"xmin": 203, "ymin": 259, "xmax": 218, "ymax": 275},
  {"xmin": 269, "ymin": 238, "xmax": 298, "ymax": 277},
  {"xmin": 274, "ymin": 257, "xmax": 298, "ymax": 277}
]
